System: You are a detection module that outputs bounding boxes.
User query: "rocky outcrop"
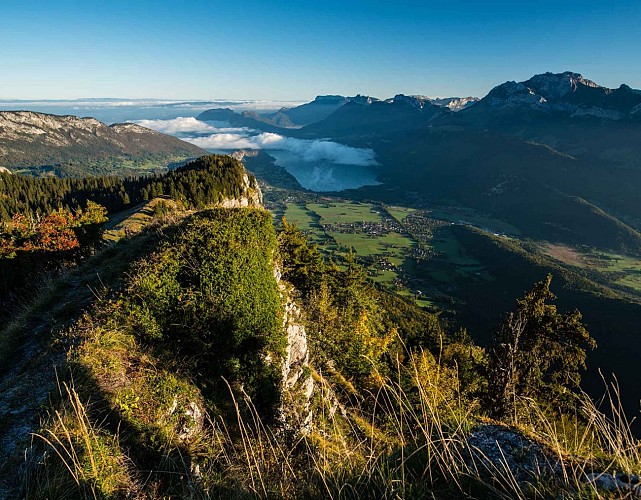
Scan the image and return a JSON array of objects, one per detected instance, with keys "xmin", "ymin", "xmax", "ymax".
[
  {"xmin": 166, "ymin": 397, "xmax": 205, "ymax": 442},
  {"xmin": 217, "ymin": 173, "xmax": 263, "ymax": 208},
  {"xmin": 459, "ymin": 425, "xmax": 561, "ymax": 483},
  {"xmin": 273, "ymin": 272, "xmax": 314, "ymax": 434},
  {"xmin": 583, "ymin": 472, "xmax": 641, "ymax": 496}
]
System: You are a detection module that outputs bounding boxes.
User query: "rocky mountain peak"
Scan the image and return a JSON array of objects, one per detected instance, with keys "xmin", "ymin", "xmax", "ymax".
[
  {"xmin": 0, "ymin": 110, "xmax": 204, "ymax": 172},
  {"xmin": 349, "ymin": 94, "xmax": 379, "ymax": 105},
  {"xmin": 392, "ymin": 94, "xmax": 428, "ymax": 109},
  {"xmin": 312, "ymin": 95, "xmax": 349, "ymax": 105},
  {"xmin": 430, "ymin": 96, "xmax": 479, "ymax": 111},
  {"xmin": 524, "ymin": 71, "xmax": 601, "ymax": 100},
  {"xmin": 479, "ymin": 71, "xmax": 641, "ymax": 119}
]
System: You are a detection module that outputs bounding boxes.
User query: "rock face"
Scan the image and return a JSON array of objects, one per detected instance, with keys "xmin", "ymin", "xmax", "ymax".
[
  {"xmin": 165, "ymin": 397, "xmax": 205, "ymax": 442},
  {"xmin": 477, "ymin": 71, "xmax": 641, "ymax": 120},
  {"xmin": 217, "ymin": 173, "xmax": 263, "ymax": 208},
  {"xmin": 274, "ymin": 273, "xmax": 314, "ymax": 434},
  {"xmin": 0, "ymin": 110, "xmax": 205, "ymax": 170}
]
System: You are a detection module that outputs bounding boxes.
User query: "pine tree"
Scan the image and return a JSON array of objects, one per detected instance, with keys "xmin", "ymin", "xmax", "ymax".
[{"xmin": 485, "ymin": 274, "xmax": 596, "ymax": 419}]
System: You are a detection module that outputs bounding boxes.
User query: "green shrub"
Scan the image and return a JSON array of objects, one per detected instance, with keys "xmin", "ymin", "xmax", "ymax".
[{"xmin": 120, "ymin": 208, "xmax": 284, "ymax": 410}]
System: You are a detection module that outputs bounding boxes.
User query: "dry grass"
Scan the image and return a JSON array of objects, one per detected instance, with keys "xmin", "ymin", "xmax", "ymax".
[
  {"xmin": 29, "ymin": 354, "xmax": 641, "ymax": 499},
  {"xmin": 29, "ymin": 382, "xmax": 135, "ymax": 499}
]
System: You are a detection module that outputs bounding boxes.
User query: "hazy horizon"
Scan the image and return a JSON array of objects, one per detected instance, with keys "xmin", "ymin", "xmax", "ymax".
[{"xmin": 0, "ymin": 67, "xmax": 639, "ymax": 104}]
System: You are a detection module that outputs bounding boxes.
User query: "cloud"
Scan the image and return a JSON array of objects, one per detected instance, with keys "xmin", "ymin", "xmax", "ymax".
[
  {"xmin": 129, "ymin": 116, "xmax": 377, "ymax": 167},
  {"xmin": 133, "ymin": 117, "xmax": 225, "ymax": 135},
  {"xmin": 186, "ymin": 131, "xmax": 378, "ymax": 166},
  {"xmin": 186, "ymin": 132, "xmax": 258, "ymax": 150}
]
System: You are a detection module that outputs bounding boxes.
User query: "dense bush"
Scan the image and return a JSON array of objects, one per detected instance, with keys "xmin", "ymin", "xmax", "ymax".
[
  {"xmin": 485, "ymin": 274, "xmax": 596, "ymax": 419},
  {"xmin": 120, "ymin": 208, "xmax": 284, "ymax": 410}
]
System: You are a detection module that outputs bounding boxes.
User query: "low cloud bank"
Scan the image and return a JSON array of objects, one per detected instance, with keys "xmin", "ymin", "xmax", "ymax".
[
  {"xmin": 188, "ymin": 131, "xmax": 378, "ymax": 166},
  {"xmin": 133, "ymin": 117, "xmax": 247, "ymax": 135},
  {"xmin": 131, "ymin": 116, "xmax": 377, "ymax": 167},
  {"xmin": 0, "ymin": 99, "xmax": 304, "ymax": 111}
]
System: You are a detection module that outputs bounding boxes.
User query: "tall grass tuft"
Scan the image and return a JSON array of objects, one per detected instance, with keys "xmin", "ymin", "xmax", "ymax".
[
  {"xmin": 28, "ymin": 357, "xmax": 641, "ymax": 498},
  {"xmin": 29, "ymin": 381, "xmax": 135, "ymax": 499}
]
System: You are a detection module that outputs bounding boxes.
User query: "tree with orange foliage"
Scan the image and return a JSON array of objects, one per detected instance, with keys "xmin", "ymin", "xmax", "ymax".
[{"xmin": 0, "ymin": 202, "xmax": 107, "ymax": 258}]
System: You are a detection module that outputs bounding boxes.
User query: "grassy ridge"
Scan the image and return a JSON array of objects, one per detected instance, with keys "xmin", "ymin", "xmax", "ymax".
[
  {"xmin": 19, "ymin": 208, "xmax": 285, "ymax": 497},
  {"xmin": 1, "ymin": 205, "xmax": 640, "ymax": 498}
]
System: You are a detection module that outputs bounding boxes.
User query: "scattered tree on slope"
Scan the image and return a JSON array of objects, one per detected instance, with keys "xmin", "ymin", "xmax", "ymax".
[{"xmin": 485, "ymin": 274, "xmax": 596, "ymax": 419}]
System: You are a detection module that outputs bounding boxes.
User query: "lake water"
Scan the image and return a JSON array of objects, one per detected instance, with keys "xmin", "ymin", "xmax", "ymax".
[{"xmin": 266, "ymin": 150, "xmax": 379, "ymax": 192}]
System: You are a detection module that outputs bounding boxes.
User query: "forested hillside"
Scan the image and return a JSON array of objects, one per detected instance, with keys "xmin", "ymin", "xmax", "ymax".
[
  {"xmin": 0, "ymin": 154, "xmax": 258, "ymax": 220},
  {"xmin": 0, "ymin": 155, "xmax": 260, "ymax": 327}
]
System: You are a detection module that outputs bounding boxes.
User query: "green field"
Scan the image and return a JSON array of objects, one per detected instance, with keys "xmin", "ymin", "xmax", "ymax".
[
  {"xmin": 586, "ymin": 252, "xmax": 641, "ymax": 292},
  {"xmin": 328, "ymin": 231, "xmax": 414, "ymax": 263},
  {"xmin": 540, "ymin": 243, "xmax": 641, "ymax": 293},
  {"xmin": 281, "ymin": 200, "xmax": 415, "ymax": 289},
  {"xmin": 283, "ymin": 203, "xmax": 318, "ymax": 231},
  {"xmin": 385, "ymin": 205, "xmax": 416, "ymax": 223},
  {"xmin": 307, "ymin": 201, "xmax": 384, "ymax": 224},
  {"xmin": 278, "ymin": 198, "xmax": 495, "ymax": 309}
]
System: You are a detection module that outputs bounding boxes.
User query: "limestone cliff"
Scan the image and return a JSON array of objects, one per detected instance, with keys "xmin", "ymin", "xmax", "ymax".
[{"xmin": 276, "ymin": 277, "xmax": 314, "ymax": 433}]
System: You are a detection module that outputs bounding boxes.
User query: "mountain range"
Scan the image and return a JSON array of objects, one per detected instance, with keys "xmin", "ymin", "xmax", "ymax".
[
  {"xmin": 197, "ymin": 93, "xmax": 478, "ymax": 129},
  {"xmin": 198, "ymin": 71, "xmax": 641, "ymax": 255},
  {"xmin": 0, "ymin": 111, "xmax": 205, "ymax": 176},
  {"xmin": 2, "ymin": 72, "xmax": 641, "ymax": 254}
]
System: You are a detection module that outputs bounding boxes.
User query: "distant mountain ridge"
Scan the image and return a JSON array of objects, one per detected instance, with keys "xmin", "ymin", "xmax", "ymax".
[
  {"xmin": 0, "ymin": 111, "xmax": 205, "ymax": 176},
  {"xmin": 292, "ymin": 94, "xmax": 448, "ymax": 141},
  {"xmin": 458, "ymin": 71, "xmax": 641, "ymax": 122},
  {"xmin": 236, "ymin": 71, "xmax": 641, "ymax": 255},
  {"xmin": 197, "ymin": 93, "xmax": 479, "ymax": 130},
  {"xmin": 195, "ymin": 71, "xmax": 641, "ymax": 253}
]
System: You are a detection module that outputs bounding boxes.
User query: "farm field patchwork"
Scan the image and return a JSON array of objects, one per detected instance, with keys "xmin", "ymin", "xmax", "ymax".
[{"xmin": 278, "ymin": 198, "xmax": 495, "ymax": 309}]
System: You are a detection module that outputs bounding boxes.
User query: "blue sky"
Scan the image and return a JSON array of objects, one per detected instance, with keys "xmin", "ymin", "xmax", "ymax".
[{"xmin": 1, "ymin": 0, "xmax": 640, "ymax": 100}]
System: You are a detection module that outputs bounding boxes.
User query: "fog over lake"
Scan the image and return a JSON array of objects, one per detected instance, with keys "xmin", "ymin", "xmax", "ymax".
[
  {"xmin": 134, "ymin": 116, "xmax": 380, "ymax": 192},
  {"xmin": 0, "ymin": 99, "xmax": 303, "ymax": 124},
  {"xmin": 266, "ymin": 150, "xmax": 379, "ymax": 192}
]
